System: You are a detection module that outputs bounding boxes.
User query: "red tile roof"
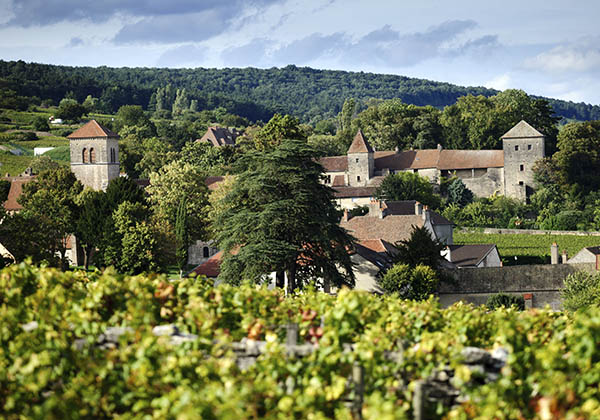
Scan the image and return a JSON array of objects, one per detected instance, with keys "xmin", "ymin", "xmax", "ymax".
[
  {"xmin": 348, "ymin": 130, "xmax": 374, "ymax": 153},
  {"xmin": 332, "ymin": 174, "xmax": 345, "ymax": 187},
  {"xmin": 189, "ymin": 251, "xmax": 223, "ymax": 278},
  {"xmin": 341, "ymin": 214, "xmax": 425, "ymax": 244},
  {"xmin": 320, "ymin": 156, "xmax": 348, "ymax": 172},
  {"xmin": 3, "ymin": 176, "xmax": 34, "ymax": 211},
  {"xmin": 197, "ymin": 126, "xmax": 240, "ymax": 147},
  {"xmin": 205, "ymin": 176, "xmax": 225, "ymax": 191},
  {"xmin": 438, "ymin": 150, "xmax": 503, "ymax": 170},
  {"xmin": 333, "ymin": 186, "xmax": 377, "ymax": 198},
  {"xmin": 67, "ymin": 120, "xmax": 118, "ymax": 139}
]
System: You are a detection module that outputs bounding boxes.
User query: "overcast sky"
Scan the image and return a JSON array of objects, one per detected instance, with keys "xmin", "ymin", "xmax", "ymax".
[{"xmin": 1, "ymin": 0, "xmax": 600, "ymax": 104}]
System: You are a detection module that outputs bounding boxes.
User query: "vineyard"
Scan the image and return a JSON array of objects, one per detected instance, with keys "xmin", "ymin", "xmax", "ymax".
[
  {"xmin": 455, "ymin": 231, "xmax": 600, "ymax": 265},
  {"xmin": 2, "ymin": 263, "xmax": 600, "ymax": 419}
]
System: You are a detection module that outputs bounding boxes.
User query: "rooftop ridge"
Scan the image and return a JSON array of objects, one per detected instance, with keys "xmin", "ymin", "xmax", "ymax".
[{"xmin": 347, "ymin": 129, "xmax": 374, "ymax": 153}]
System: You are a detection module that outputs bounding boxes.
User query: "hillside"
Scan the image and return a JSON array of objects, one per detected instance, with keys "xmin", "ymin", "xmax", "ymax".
[{"xmin": 1, "ymin": 60, "xmax": 599, "ymax": 123}]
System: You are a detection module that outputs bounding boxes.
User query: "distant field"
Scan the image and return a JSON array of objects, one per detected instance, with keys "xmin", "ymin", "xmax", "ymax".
[
  {"xmin": 454, "ymin": 232, "xmax": 600, "ymax": 265},
  {"xmin": 0, "ymin": 153, "xmax": 33, "ymax": 176}
]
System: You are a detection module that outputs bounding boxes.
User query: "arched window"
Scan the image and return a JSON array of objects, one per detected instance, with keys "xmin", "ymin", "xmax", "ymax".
[
  {"xmin": 82, "ymin": 148, "xmax": 88, "ymax": 163},
  {"xmin": 203, "ymin": 247, "xmax": 209, "ymax": 258},
  {"xmin": 89, "ymin": 148, "xmax": 96, "ymax": 163}
]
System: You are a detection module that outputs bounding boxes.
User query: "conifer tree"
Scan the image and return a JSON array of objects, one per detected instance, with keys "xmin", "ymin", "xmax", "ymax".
[
  {"xmin": 214, "ymin": 139, "xmax": 355, "ymax": 291},
  {"xmin": 175, "ymin": 197, "xmax": 188, "ymax": 277}
]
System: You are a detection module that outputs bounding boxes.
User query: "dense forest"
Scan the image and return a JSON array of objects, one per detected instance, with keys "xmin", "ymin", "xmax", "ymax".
[{"xmin": 1, "ymin": 60, "xmax": 599, "ymax": 123}]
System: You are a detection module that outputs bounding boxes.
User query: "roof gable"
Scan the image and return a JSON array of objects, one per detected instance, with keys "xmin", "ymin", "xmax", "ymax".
[
  {"xmin": 501, "ymin": 120, "xmax": 544, "ymax": 139},
  {"xmin": 348, "ymin": 130, "xmax": 374, "ymax": 154},
  {"xmin": 68, "ymin": 120, "xmax": 118, "ymax": 139},
  {"xmin": 3, "ymin": 176, "xmax": 34, "ymax": 211}
]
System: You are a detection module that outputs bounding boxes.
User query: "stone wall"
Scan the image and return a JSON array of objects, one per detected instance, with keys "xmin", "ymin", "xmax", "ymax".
[
  {"xmin": 439, "ymin": 263, "xmax": 596, "ymax": 310},
  {"xmin": 70, "ymin": 137, "xmax": 120, "ymax": 191},
  {"xmin": 347, "ymin": 152, "xmax": 373, "ymax": 187},
  {"xmin": 461, "ymin": 167, "xmax": 504, "ymax": 198},
  {"xmin": 459, "ymin": 227, "xmax": 600, "ymax": 237},
  {"xmin": 502, "ymin": 137, "xmax": 544, "ymax": 201}
]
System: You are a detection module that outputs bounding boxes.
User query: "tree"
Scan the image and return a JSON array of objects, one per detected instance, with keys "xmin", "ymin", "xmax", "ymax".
[
  {"xmin": 391, "ymin": 225, "xmax": 445, "ymax": 269},
  {"xmin": 486, "ymin": 293, "xmax": 525, "ymax": 311},
  {"xmin": 562, "ymin": 271, "xmax": 600, "ymax": 312},
  {"xmin": 446, "ymin": 177, "xmax": 474, "ymax": 207},
  {"xmin": 254, "ymin": 114, "xmax": 306, "ymax": 150},
  {"xmin": 379, "ymin": 263, "xmax": 438, "ymax": 300},
  {"xmin": 375, "ymin": 172, "xmax": 440, "ymax": 208},
  {"xmin": 175, "ymin": 198, "xmax": 189, "ymax": 277},
  {"xmin": 56, "ymin": 98, "xmax": 87, "ymax": 123},
  {"xmin": 116, "ymin": 105, "xmax": 156, "ymax": 135},
  {"xmin": 214, "ymin": 139, "xmax": 355, "ymax": 291},
  {"xmin": 179, "ymin": 141, "xmax": 239, "ymax": 175},
  {"xmin": 18, "ymin": 167, "xmax": 83, "ymax": 268},
  {"xmin": 147, "ymin": 161, "xmax": 210, "ymax": 241},
  {"xmin": 30, "ymin": 156, "xmax": 60, "ymax": 174},
  {"xmin": 32, "ymin": 116, "xmax": 49, "ymax": 131},
  {"xmin": 0, "ymin": 179, "xmax": 10, "ymax": 203},
  {"xmin": 75, "ymin": 189, "xmax": 107, "ymax": 269}
]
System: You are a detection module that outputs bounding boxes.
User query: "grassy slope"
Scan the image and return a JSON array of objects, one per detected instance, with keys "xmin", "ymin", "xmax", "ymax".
[{"xmin": 454, "ymin": 232, "xmax": 600, "ymax": 265}]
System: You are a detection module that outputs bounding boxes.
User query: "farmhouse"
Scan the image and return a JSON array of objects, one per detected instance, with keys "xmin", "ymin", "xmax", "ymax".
[{"xmin": 321, "ymin": 120, "xmax": 545, "ymax": 207}]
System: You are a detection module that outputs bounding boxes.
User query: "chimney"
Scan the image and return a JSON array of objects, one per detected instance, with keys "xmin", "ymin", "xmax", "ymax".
[
  {"xmin": 562, "ymin": 250, "xmax": 568, "ymax": 264},
  {"xmin": 368, "ymin": 199, "xmax": 383, "ymax": 219},
  {"xmin": 342, "ymin": 208, "xmax": 349, "ymax": 222},
  {"xmin": 422, "ymin": 205, "xmax": 430, "ymax": 223},
  {"xmin": 551, "ymin": 243, "xmax": 559, "ymax": 265},
  {"xmin": 415, "ymin": 201, "xmax": 423, "ymax": 215}
]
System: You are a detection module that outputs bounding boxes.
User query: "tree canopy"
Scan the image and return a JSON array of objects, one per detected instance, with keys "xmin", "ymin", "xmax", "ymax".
[{"xmin": 214, "ymin": 139, "xmax": 355, "ymax": 291}]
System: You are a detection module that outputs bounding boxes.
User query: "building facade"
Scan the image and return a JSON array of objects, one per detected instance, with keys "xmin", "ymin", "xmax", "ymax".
[
  {"xmin": 321, "ymin": 120, "xmax": 545, "ymax": 206},
  {"xmin": 68, "ymin": 120, "xmax": 120, "ymax": 191}
]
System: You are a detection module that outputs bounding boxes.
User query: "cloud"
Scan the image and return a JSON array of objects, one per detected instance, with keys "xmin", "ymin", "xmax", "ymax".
[
  {"xmin": 221, "ymin": 38, "xmax": 275, "ymax": 67},
  {"xmin": 113, "ymin": 11, "xmax": 227, "ymax": 44},
  {"xmin": 484, "ymin": 73, "xmax": 512, "ymax": 91},
  {"xmin": 227, "ymin": 20, "xmax": 497, "ymax": 69},
  {"xmin": 156, "ymin": 44, "xmax": 208, "ymax": 68},
  {"xmin": 67, "ymin": 37, "xmax": 84, "ymax": 47},
  {"xmin": 3, "ymin": 0, "xmax": 282, "ymax": 29},
  {"xmin": 523, "ymin": 38, "xmax": 600, "ymax": 74}
]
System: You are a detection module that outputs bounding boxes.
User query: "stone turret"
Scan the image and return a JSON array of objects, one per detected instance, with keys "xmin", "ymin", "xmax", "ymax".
[
  {"xmin": 502, "ymin": 120, "xmax": 545, "ymax": 202},
  {"xmin": 68, "ymin": 120, "xmax": 120, "ymax": 191},
  {"xmin": 347, "ymin": 130, "xmax": 374, "ymax": 187}
]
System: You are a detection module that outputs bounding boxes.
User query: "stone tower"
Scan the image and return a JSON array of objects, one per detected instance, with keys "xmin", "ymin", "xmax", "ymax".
[
  {"xmin": 502, "ymin": 120, "xmax": 545, "ymax": 202},
  {"xmin": 347, "ymin": 130, "xmax": 374, "ymax": 187},
  {"xmin": 68, "ymin": 120, "xmax": 120, "ymax": 191}
]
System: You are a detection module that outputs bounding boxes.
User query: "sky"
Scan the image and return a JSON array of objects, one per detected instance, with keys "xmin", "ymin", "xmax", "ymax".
[{"xmin": 1, "ymin": 0, "xmax": 600, "ymax": 105}]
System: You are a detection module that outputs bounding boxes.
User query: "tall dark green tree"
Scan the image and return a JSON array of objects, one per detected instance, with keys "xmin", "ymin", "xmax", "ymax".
[
  {"xmin": 391, "ymin": 225, "xmax": 445, "ymax": 269},
  {"xmin": 375, "ymin": 172, "xmax": 441, "ymax": 208},
  {"xmin": 214, "ymin": 139, "xmax": 355, "ymax": 291},
  {"xmin": 75, "ymin": 189, "xmax": 107, "ymax": 270},
  {"xmin": 175, "ymin": 197, "xmax": 188, "ymax": 277}
]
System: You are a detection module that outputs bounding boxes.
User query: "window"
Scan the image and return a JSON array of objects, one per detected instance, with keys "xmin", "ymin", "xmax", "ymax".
[
  {"xmin": 325, "ymin": 175, "xmax": 331, "ymax": 184},
  {"xmin": 203, "ymin": 247, "xmax": 209, "ymax": 258},
  {"xmin": 528, "ymin": 144, "xmax": 532, "ymax": 150},
  {"xmin": 355, "ymin": 158, "xmax": 359, "ymax": 163},
  {"xmin": 519, "ymin": 181, "xmax": 524, "ymax": 186},
  {"xmin": 357, "ymin": 176, "xmax": 361, "ymax": 182},
  {"xmin": 515, "ymin": 145, "xmax": 519, "ymax": 151},
  {"xmin": 110, "ymin": 148, "xmax": 116, "ymax": 163},
  {"xmin": 82, "ymin": 148, "xmax": 88, "ymax": 163},
  {"xmin": 89, "ymin": 148, "xmax": 96, "ymax": 163},
  {"xmin": 519, "ymin": 164, "xmax": 524, "ymax": 171}
]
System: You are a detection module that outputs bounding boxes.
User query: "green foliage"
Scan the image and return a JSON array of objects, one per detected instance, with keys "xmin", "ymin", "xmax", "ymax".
[
  {"xmin": 214, "ymin": 139, "xmax": 355, "ymax": 290},
  {"xmin": 175, "ymin": 198, "xmax": 188, "ymax": 275},
  {"xmin": 380, "ymin": 263, "xmax": 439, "ymax": 300},
  {"xmin": 486, "ymin": 293, "xmax": 525, "ymax": 311},
  {"xmin": 32, "ymin": 115, "xmax": 49, "ymax": 131},
  {"xmin": 392, "ymin": 225, "xmax": 445, "ymax": 268},
  {"xmin": 0, "ymin": 179, "xmax": 9, "ymax": 202},
  {"xmin": 455, "ymin": 231, "xmax": 600, "ymax": 266},
  {"xmin": 29, "ymin": 155, "xmax": 60, "ymax": 173},
  {"xmin": 147, "ymin": 160, "xmax": 209, "ymax": 241},
  {"xmin": 562, "ymin": 271, "xmax": 600, "ymax": 312},
  {"xmin": 55, "ymin": 98, "xmax": 87, "ymax": 123},
  {"xmin": 179, "ymin": 141, "xmax": 239, "ymax": 175},
  {"xmin": 375, "ymin": 172, "xmax": 440, "ymax": 208},
  {"xmin": 254, "ymin": 114, "xmax": 306, "ymax": 150},
  {"xmin": 446, "ymin": 177, "xmax": 474, "ymax": 207},
  {"xmin": 4, "ymin": 264, "xmax": 600, "ymax": 418}
]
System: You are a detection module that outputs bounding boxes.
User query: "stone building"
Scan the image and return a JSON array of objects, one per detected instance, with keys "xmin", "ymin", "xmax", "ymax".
[
  {"xmin": 68, "ymin": 120, "xmax": 120, "ymax": 191},
  {"xmin": 197, "ymin": 126, "xmax": 241, "ymax": 147},
  {"xmin": 321, "ymin": 120, "xmax": 545, "ymax": 207}
]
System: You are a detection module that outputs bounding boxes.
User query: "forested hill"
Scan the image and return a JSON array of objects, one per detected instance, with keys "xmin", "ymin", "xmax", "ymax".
[{"xmin": 1, "ymin": 59, "xmax": 599, "ymax": 122}]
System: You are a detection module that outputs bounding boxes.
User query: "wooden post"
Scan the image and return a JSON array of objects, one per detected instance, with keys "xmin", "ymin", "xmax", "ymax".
[
  {"xmin": 286, "ymin": 323, "xmax": 298, "ymax": 347},
  {"xmin": 413, "ymin": 380, "xmax": 425, "ymax": 420},
  {"xmin": 352, "ymin": 362, "xmax": 364, "ymax": 419}
]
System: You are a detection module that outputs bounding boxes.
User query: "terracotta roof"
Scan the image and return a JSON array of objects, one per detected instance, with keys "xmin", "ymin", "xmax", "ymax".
[
  {"xmin": 348, "ymin": 130, "xmax": 374, "ymax": 153},
  {"xmin": 359, "ymin": 239, "xmax": 397, "ymax": 255},
  {"xmin": 68, "ymin": 120, "xmax": 118, "ymax": 139},
  {"xmin": 320, "ymin": 156, "xmax": 348, "ymax": 172},
  {"xmin": 189, "ymin": 251, "xmax": 223, "ymax": 278},
  {"xmin": 197, "ymin": 126, "xmax": 240, "ymax": 147},
  {"xmin": 438, "ymin": 150, "xmax": 503, "ymax": 170},
  {"xmin": 3, "ymin": 176, "xmax": 34, "ymax": 211},
  {"xmin": 353, "ymin": 242, "xmax": 391, "ymax": 269},
  {"xmin": 381, "ymin": 200, "xmax": 419, "ymax": 215},
  {"xmin": 501, "ymin": 120, "xmax": 544, "ymax": 139},
  {"xmin": 332, "ymin": 174, "xmax": 345, "ymax": 187},
  {"xmin": 341, "ymin": 215, "xmax": 425, "ymax": 244},
  {"xmin": 333, "ymin": 186, "xmax": 376, "ymax": 198},
  {"xmin": 205, "ymin": 176, "xmax": 225, "ymax": 191},
  {"xmin": 447, "ymin": 244, "xmax": 497, "ymax": 267}
]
